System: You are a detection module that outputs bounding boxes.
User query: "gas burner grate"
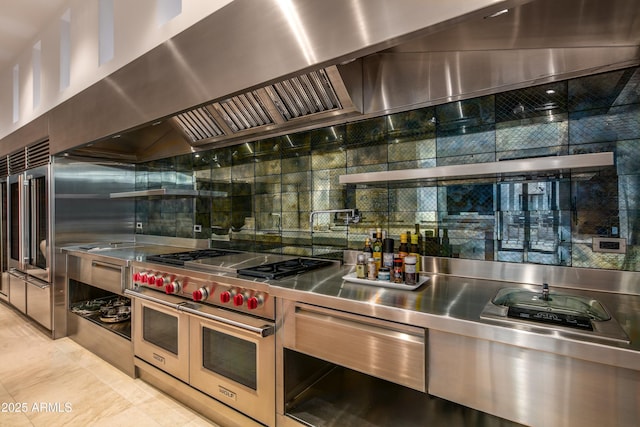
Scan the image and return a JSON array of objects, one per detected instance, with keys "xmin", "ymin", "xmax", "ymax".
[
  {"xmin": 238, "ymin": 258, "xmax": 334, "ymax": 280},
  {"xmin": 146, "ymin": 249, "xmax": 239, "ymax": 266}
]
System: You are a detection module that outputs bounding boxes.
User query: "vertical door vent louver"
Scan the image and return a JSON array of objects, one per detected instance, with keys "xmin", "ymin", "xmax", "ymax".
[
  {"xmin": 8, "ymin": 150, "xmax": 26, "ymax": 175},
  {"xmin": 213, "ymin": 91, "xmax": 275, "ymax": 132},
  {"xmin": 172, "ymin": 107, "xmax": 224, "ymax": 143},
  {"xmin": 265, "ymin": 69, "xmax": 342, "ymax": 120},
  {"xmin": 0, "ymin": 157, "xmax": 8, "ymax": 178},
  {"xmin": 26, "ymin": 139, "xmax": 50, "ymax": 168}
]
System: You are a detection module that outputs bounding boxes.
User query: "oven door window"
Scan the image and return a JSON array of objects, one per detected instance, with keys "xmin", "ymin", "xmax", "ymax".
[
  {"xmin": 202, "ymin": 327, "xmax": 257, "ymax": 390},
  {"xmin": 143, "ymin": 306, "xmax": 178, "ymax": 354}
]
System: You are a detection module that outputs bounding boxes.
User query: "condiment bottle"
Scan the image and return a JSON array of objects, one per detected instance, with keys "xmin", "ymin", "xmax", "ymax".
[
  {"xmin": 398, "ymin": 233, "xmax": 409, "ymax": 262},
  {"xmin": 409, "ymin": 234, "xmax": 421, "ymax": 272},
  {"xmin": 372, "ymin": 228, "xmax": 383, "ymax": 270},
  {"xmin": 356, "ymin": 254, "xmax": 366, "ymax": 279},
  {"xmin": 382, "ymin": 238, "xmax": 395, "ymax": 268},
  {"xmin": 393, "ymin": 258, "xmax": 404, "ymax": 283},
  {"xmin": 367, "ymin": 257, "xmax": 377, "ymax": 280},
  {"xmin": 404, "ymin": 255, "xmax": 417, "ymax": 285},
  {"xmin": 378, "ymin": 267, "xmax": 391, "ymax": 281},
  {"xmin": 363, "ymin": 238, "xmax": 373, "ymax": 256}
]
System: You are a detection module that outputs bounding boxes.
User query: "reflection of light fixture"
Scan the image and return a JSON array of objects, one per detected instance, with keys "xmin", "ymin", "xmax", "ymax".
[
  {"xmin": 546, "ymin": 89, "xmax": 556, "ymax": 95},
  {"xmin": 194, "ymin": 154, "xmax": 201, "ymax": 158},
  {"xmin": 484, "ymin": 9, "xmax": 509, "ymax": 19}
]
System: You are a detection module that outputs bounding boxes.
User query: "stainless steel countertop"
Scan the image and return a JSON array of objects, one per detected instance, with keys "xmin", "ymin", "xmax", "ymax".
[
  {"xmin": 60, "ymin": 244, "xmax": 640, "ymax": 370},
  {"xmin": 268, "ymin": 264, "xmax": 640, "ymax": 371}
]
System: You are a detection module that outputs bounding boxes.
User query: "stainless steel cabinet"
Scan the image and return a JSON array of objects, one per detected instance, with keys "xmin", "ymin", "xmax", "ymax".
[
  {"xmin": 8, "ymin": 269, "xmax": 26, "ymax": 314},
  {"xmin": 26, "ymin": 277, "xmax": 51, "ymax": 329}
]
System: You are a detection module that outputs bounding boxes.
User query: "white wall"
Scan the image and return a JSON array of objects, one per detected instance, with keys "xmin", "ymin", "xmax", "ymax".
[{"xmin": 0, "ymin": 0, "xmax": 233, "ymax": 144}]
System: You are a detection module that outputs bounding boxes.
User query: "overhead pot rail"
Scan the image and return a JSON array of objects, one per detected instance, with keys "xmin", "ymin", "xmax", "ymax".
[
  {"xmin": 169, "ymin": 66, "xmax": 359, "ymax": 147},
  {"xmin": 339, "ymin": 152, "xmax": 615, "ymax": 184}
]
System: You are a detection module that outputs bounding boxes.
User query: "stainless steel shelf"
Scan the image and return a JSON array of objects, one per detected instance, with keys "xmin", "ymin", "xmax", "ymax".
[
  {"xmin": 339, "ymin": 152, "xmax": 615, "ymax": 184},
  {"xmin": 109, "ymin": 189, "xmax": 227, "ymax": 198}
]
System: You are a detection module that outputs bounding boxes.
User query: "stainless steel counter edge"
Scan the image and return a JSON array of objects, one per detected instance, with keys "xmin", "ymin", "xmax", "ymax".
[{"xmin": 268, "ymin": 265, "xmax": 640, "ymax": 372}]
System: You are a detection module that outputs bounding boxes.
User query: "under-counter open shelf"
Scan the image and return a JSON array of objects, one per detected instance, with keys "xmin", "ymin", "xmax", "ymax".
[{"xmin": 339, "ymin": 152, "xmax": 614, "ymax": 184}]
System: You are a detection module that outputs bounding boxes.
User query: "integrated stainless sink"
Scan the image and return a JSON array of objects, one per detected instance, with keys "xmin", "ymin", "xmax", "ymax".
[{"xmin": 481, "ymin": 285, "xmax": 630, "ymax": 343}]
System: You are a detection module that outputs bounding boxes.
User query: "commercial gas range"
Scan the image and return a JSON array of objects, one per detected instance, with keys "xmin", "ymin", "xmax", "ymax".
[{"xmin": 125, "ymin": 248, "xmax": 336, "ymax": 427}]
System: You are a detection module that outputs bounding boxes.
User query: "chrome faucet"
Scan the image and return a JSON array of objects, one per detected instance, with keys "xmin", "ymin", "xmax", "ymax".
[{"xmin": 309, "ymin": 209, "xmax": 360, "ymax": 230}]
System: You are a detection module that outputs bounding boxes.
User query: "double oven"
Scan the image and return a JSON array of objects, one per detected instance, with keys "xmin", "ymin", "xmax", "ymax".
[
  {"xmin": 126, "ymin": 250, "xmax": 285, "ymax": 427},
  {"xmin": 7, "ymin": 164, "xmax": 51, "ymax": 329}
]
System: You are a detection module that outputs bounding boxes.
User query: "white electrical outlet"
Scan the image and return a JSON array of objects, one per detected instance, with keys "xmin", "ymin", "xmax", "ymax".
[{"xmin": 194, "ymin": 224, "xmax": 202, "ymax": 233}]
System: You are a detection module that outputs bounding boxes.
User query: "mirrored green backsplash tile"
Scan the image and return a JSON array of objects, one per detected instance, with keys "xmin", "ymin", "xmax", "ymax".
[
  {"xmin": 255, "ymin": 158, "xmax": 281, "ymax": 177},
  {"xmin": 311, "ymin": 150, "xmax": 346, "ymax": 171},
  {"xmin": 388, "ymin": 137, "xmax": 436, "ymax": 163},
  {"xmin": 436, "ymin": 96, "xmax": 495, "ymax": 132},
  {"xmin": 569, "ymin": 104, "xmax": 640, "ymax": 144},
  {"xmin": 312, "ymin": 168, "xmax": 346, "ymax": 192},
  {"xmin": 347, "ymin": 143, "xmax": 388, "ymax": 167},
  {"xmin": 496, "ymin": 82, "xmax": 566, "ymax": 123},
  {"xmin": 282, "ymin": 191, "xmax": 310, "ymax": 213},
  {"xmin": 614, "ymin": 141, "xmax": 640, "ymax": 176},
  {"xmin": 345, "ymin": 116, "xmax": 387, "ymax": 146},
  {"xmin": 282, "ymin": 155, "xmax": 311, "ymax": 174},
  {"xmin": 496, "ymin": 117, "xmax": 568, "ymax": 154},
  {"xmin": 568, "ymin": 68, "xmax": 638, "ymax": 112},
  {"xmin": 436, "ymin": 127, "xmax": 496, "ymax": 159}
]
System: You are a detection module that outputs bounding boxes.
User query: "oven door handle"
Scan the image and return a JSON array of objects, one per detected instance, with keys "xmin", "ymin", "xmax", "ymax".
[
  {"xmin": 178, "ymin": 305, "xmax": 275, "ymax": 338},
  {"xmin": 124, "ymin": 289, "xmax": 182, "ymax": 310}
]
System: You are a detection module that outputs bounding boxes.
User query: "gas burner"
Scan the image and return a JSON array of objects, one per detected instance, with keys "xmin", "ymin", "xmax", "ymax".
[
  {"xmin": 238, "ymin": 258, "xmax": 334, "ymax": 280},
  {"xmin": 146, "ymin": 249, "xmax": 239, "ymax": 266}
]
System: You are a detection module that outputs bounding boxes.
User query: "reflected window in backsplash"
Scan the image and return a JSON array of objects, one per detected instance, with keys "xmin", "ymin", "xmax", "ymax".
[{"xmin": 134, "ymin": 66, "xmax": 640, "ymax": 271}]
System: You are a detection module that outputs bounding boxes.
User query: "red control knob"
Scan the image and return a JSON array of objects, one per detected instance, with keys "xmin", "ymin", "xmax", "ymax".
[
  {"xmin": 155, "ymin": 276, "xmax": 165, "ymax": 287},
  {"xmin": 141, "ymin": 272, "xmax": 149, "ymax": 284},
  {"xmin": 165, "ymin": 281, "xmax": 181, "ymax": 294},
  {"xmin": 193, "ymin": 287, "xmax": 209, "ymax": 302},
  {"xmin": 220, "ymin": 291, "xmax": 231, "ymax": 303},
  {"xmin": 233, "ymin": 293, "xmax": 245, "ymax": 307},
  {"xmin": 247, "ymin": 297, "xmax": 259, "ymax": 310},
  {"xmin": 133, "ymin": 272, "xmax": 141, "ymax": 282}
]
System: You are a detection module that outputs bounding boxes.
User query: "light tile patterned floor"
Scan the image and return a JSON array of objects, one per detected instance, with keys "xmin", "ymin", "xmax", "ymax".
[{"xmin": 0, "ymin": 301, "xmax": 218, "ymax": 427}]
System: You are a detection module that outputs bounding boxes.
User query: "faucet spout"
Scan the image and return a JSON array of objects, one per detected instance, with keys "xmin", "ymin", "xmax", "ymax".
[{"xmin": 309, "ymin": 209, "xmax": 360, "ymax": 230}]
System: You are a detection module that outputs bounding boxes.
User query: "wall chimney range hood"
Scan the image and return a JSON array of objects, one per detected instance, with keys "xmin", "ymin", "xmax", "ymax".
[{"xmin": 57, "ymin": 0, "xmax": 640, "ymax": 163}]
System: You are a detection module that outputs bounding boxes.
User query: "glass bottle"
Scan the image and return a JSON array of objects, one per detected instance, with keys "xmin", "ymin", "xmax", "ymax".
[
  {"xmin": 363, "ymin": 238, "xmax": 373, "ymax": 257},
  {"xmin": 440, "ymin": 228, "xmax": 451, "ymax": 257},
  {"xmin": 409, "ymin": 233, "xmax": 421, "ymax": 272},
  {"xmin": 372, "ymin": 228, "xmax": 383, "ymax": 270},
  {"xmin": 356, "ymin": 253, "xmax": 366, "ymax": 279},
  {"xmin": 367, "ymin": 257, "xmax": 377, "ymax": 280},
  {"xmin": 398, "ymin": 233, "xmax": 409, "ymax": 259}
]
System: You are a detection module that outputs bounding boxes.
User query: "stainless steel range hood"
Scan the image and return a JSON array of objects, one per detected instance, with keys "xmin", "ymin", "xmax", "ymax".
[
  {"xmin": 170, "ymin": 66, "xmax": 359, "ymax": 147},
  {"xmin": 61, "ymin": 0, "xmax": 640, "ymax": 163}
]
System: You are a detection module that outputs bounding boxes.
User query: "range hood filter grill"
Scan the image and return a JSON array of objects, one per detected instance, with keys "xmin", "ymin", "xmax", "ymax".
[
  {"xmin": 266, "ymin": 69, "xmax": 342, "ymax": 120},
  {"xmin": 215, "ymin": 91, "xmax": 275, "ymax": 132},
  {"xmin": 174, "ymin": 107, "xmax": 224, "ymax": 142}
]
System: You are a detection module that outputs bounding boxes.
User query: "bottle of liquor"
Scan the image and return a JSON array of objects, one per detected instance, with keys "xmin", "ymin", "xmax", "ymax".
[
  {"xmin": 415, "ymin": 223, "xmax": 423, "ymax": 256},
  {"xmin": 424, "ymin": 229, "xmax": 440, "ymax": 256},
  {"xmin": 372, "ymin": 228, "xmax": 383, "ymax": 270},
  {"xmin": 409, "ymin": 233, "xmax": 421, "ymax": 272},
  {"xmin": 398, "ymin": 232, "xmax": 409, "ymax": 259},
  {"xmin": 440, "ymin": 228, "xmax": 451, "ymax": 257}
]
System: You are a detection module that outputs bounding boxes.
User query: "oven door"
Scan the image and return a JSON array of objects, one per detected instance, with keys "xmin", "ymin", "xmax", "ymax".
[
  {"xmin": 185, "ymin": 305, "xmax": 275, "ymax": 427},
  {"xmin": 132, "ymin": 294, "xmax": 190, "ymax": 383}
]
